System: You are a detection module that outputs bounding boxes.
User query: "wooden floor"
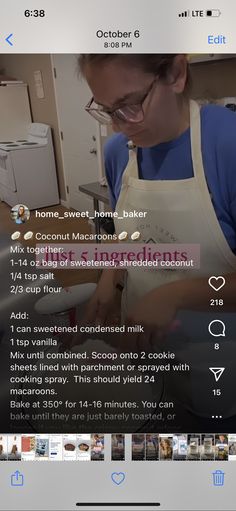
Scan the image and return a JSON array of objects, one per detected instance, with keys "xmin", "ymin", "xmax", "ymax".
[{"xmin": 0, "ymin": 202, "xmax": 100, "ymax": 287}]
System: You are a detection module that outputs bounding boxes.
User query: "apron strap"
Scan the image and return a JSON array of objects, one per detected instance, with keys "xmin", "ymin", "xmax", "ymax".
[
  {"xmin": 122, "ymin": 147, "xmax": 139, "ymax": 184},
  {"xmin": 190, "ymin": 100, "xmax": 218, "ymax": 206},
  {"xmin": 190, "ymin": 99, "xmax": 208, "ymax": 186}
]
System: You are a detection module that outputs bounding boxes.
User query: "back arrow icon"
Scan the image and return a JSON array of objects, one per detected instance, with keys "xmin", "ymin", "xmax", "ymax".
[{"xmin": 5, "ymin": 34, "xmax": 13, "ymax": 46}]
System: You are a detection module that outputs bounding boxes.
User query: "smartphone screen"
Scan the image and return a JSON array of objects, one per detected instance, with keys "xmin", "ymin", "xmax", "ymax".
[{"xmin": 0, "ymin": 1, "xmax": 236, "ymax": 509}]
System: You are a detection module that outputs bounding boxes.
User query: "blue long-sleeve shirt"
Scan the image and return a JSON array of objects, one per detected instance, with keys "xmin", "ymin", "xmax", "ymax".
[{"xmin": 104, "ymin": 104, "xmax": 236, "ymax": 253}]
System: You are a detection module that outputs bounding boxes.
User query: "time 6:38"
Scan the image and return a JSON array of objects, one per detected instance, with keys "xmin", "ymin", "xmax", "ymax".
[{"xmin": 24, "ymin": 10, "xmax": 46, "ymax": 17}]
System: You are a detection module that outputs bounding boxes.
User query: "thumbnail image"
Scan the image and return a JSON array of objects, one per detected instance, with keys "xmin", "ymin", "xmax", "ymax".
[
  {"xmin": 63, "ymin": 434, "xmax": 77, "ymax": 460},
  {"xmin": 146, "ymin": 434, "xmax": 159, "ymax": 461},
  {"xmin": 21, "ymin": 435, "xmax": 36, "ymax": 461},
  {"xmin": 7, "ymin": 435, "xmax": 21, "ymax": 461},
  {"xmin": 215, "ymin": 434, "xmax": 229, "ymax": 461},
  {"xmin": 111, "ymin": 434, "xmax": 125, "ymax": 461},
  {"xmin": 187, "ymin": 435, "xmax": 201, "ymax": 461},
  {"xmin": 173, "ymin": 434, "xmax": 187, "ymax": 461},
  {"xmin": 132, "ymin": 434, "xmax": 146, "ymax": 461},
  {"xmin": 35, "ymin": 435, "xmax": 49, "ymax": 460},
  {"xmin": 77, "ymin": 434, "xmax": 91, "ymax": 461},
  {"xmin": 201, "ymin": 434, "xmax": 215, "ymax": 461},
  {"xmin": 159, "ymin": 435, "xmax": 173, "ymax": 461},
  {"xmin": 228, "ymin": 434, "xmax": 236, "ymax": 460},
  {"xmin": 11, "ymin": 204, "xmax": 30, "ymax": 224},
  {"xmin": 0, "ymin": 435, "xmax": 8, "ymax": 461},
  {"xmin": 91, "ymin": 434, "xmax": 104, "ymax": 461},
  {"xmin": 49, "ymin": 435, "xmax": 63, "ymax": 461}
]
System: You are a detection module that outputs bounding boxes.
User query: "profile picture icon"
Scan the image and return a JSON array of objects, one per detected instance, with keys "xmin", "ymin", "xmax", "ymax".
[{"xmin": 11, "ymin": 204, "xmax": 30, "ymax": 224}]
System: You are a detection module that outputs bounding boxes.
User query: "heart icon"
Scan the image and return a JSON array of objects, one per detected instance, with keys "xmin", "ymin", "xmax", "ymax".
[
  {"xmin": 111, "ymin": 472, "xmax": 126, "ymax": 485},
  {"xmin": 208, "ymin": 276, "xmax": 225, "ymax": 292}
]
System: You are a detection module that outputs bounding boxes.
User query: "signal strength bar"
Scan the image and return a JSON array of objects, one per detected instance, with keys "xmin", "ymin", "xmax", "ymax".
[{"xmin": 178, "ymin": 10, "xmax": 190, "ymax": 17}]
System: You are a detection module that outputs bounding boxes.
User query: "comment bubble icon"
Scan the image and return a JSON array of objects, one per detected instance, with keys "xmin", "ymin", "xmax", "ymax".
[{"xmin": 208, "ymin": 320, "xmax": 225, "ymax": 337}]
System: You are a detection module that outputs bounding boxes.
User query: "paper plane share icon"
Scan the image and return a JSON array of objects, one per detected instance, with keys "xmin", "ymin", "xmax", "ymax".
[{"xmin": 209, "ymin": 367, "xmax": 225, "ymax": 382}]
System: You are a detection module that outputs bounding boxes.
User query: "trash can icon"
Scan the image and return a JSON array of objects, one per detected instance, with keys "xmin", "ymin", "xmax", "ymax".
[{"xmin": 212, "ymin": 470, "xmax": 225, "ymax": 486}]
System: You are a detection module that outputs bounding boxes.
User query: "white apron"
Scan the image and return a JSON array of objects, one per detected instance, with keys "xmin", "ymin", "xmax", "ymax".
[{"xmin": 114, "ymin": 100, "xmax": 236, "ymax": 315}]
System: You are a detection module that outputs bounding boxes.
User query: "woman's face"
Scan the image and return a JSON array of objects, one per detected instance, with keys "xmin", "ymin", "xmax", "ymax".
[
  {"xmin": 84, "ymin": 57, "xmax": 187, "ymax": 147},
  {"xmin": 18, "ymin": 206, "xmax": 25, "ymax": 216}
]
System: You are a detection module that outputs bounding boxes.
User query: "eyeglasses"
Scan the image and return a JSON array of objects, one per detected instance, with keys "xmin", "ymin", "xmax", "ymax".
[{"xmin": 85, "ymin": 76, "xmax": 158, "ymax": 125}]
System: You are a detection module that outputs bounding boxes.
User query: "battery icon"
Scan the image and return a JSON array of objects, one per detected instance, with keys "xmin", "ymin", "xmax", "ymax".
[{"xmin": 206, "ymin": 9, "xmax": 221, "ymax": 16}]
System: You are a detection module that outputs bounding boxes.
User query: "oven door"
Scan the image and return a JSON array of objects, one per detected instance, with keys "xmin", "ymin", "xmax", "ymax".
[{"xmin": 0, "ymin": 150, "xmax": 16, "ymax": 191}]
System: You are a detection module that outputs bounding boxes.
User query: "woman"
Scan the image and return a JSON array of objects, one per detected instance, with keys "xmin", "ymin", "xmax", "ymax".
[
  {"xmin": 79, "ymin": 54, "xmax": 236, "ymax": 343},
  {"xmin": 15, "ymin": 205, "xmax": 29, "ymax": 224}
]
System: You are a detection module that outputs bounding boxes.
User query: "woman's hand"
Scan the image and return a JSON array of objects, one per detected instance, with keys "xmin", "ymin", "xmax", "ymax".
[
  {"xmin": 123, "ymin": 283, "xmax": 182, "ymax": 350},
  {"xmin": 123, "ymin": 271, "xmax": 236, "ymax": 351},
  {"xmin": 61, "ymin": 269, "xmax": 126, "ymax": 350},
  {"xmin": 83, "ymin": 277, "xmax": 119, "ymax": 327},
  {"xmin": 84, "ymin": 268, "xmax": 126, "ymax": 326}
]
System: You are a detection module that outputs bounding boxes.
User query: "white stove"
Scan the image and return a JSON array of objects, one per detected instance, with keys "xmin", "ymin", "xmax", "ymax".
[
  {"xmin": 0, "ymin": 123, "xmax": 59, "ymax": 209},
  {"xmin": 0, "ymin": 123, "xmax": 49, "ymax": 151},
  {"xmin": 0, "ymin": 140, "xmax": 41, "ymax": 151}
]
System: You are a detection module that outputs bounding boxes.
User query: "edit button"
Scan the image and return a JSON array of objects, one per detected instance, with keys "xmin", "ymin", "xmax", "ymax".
[{"xmin": 208, "ymin": 35, "xmax": 226, "ymax": 44}]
